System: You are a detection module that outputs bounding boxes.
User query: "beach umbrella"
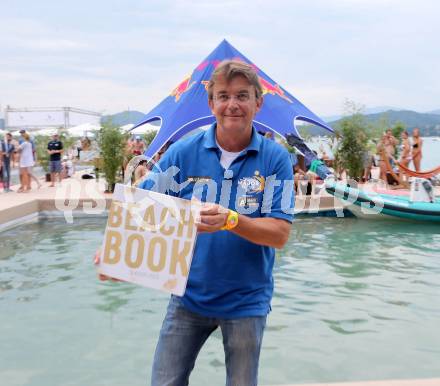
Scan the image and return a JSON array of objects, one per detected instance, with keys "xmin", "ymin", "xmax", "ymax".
[
  {"xmin": 132, "ymin": 39, "xmax": 333, "ymax": 158},
  {"xmin": 35, "ymin": 128, "xmax": 58, "ymax": 136},
  {"xmin": 68, "ymin": 123, "xmax": 100, "ymax": 137}
]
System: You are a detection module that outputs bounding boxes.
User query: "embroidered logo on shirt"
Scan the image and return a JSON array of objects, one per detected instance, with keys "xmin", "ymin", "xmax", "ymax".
[{"xmin": 238, "ymin": 172, "xmax": 265, "ymax": 194}]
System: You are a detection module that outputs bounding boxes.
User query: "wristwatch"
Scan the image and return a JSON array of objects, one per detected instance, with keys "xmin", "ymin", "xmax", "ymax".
[{"xmin": 220, "ymin": 210, "xmax": 239, "ymax": 231}]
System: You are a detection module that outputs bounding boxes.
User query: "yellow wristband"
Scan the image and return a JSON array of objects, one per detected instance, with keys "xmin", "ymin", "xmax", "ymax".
[{"xmin": 220, "ymin": 210, "xmax": 239, "ymax": 231}]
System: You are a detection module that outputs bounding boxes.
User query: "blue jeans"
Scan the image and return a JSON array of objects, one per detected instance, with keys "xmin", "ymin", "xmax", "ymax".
[
  {"xmin": 151, "ymin": 296, "xmax": 267, "ymax": 386},
  {"xmin": 2, "ymin": 157, "xmax": 11, "ymax": 190}
]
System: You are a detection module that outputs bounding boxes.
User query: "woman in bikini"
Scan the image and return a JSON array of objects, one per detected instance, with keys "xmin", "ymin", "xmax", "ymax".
[
  {"xmin": 412, "ymin": 128, "xmax": 423, "ymax": 171},
  {"xmin": 377, "ymin": 134, "xmax": 389, "ymax": 182},
  {"xmin": 399, "ymin": 130, "xmax": 411, "ymax": 168}
]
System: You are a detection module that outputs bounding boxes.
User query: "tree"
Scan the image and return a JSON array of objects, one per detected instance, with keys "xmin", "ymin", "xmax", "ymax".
[
  {"xmin": 391, "ymin": 121, "xmax": 405, "ymax": 139},
  {"xmin": 369, "ymin": 112, "xmax": 390, "ymax": 140}
]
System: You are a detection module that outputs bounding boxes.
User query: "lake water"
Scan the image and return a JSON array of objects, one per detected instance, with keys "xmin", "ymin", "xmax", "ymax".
[{"xmin": 1, "ymin": 217, "xmax": 439, "ymax": 386}]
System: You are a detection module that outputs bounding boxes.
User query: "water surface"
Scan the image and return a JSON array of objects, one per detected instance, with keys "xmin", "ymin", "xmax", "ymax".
[{"xmin": 0, "ymin": 217, "xmax": 439, "ymax": 385}]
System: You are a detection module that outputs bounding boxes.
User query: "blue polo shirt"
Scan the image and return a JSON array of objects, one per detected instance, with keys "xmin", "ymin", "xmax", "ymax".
[{"xmin": 139, "ymin": 124, "xmax": 294, "ymax": 318}]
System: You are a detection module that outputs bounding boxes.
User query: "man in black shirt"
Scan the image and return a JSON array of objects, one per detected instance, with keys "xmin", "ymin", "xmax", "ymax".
[{"xmin": 47, "ymin": 133, "xmax": 63, "ymax": 187}]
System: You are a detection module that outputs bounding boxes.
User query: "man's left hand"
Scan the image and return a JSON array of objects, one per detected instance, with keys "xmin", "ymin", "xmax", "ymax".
[{"xmin": 196, "ymin": 203, "xmax": 229, "ymax": 233}]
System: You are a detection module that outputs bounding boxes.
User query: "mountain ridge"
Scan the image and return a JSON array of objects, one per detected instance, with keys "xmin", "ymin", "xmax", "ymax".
[
  {"xmin": 101, "ymin": 110, "xmax": 146, "ymax": 127},
  {"xmin": 303, "ymin": 109, "xmax": 440, "ymax": 137}
]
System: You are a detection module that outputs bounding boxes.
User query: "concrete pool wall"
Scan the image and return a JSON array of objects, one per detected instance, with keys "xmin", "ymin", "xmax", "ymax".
[{"xmin": 0, "ymin": 175, "xmax": 344, "ymax": 232}]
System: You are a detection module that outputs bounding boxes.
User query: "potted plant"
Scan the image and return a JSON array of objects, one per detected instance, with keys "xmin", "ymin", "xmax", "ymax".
[
  {"xmin": 34, "ymin": 135, "xmax": 51, "ymax": 181},
  {"xmin": 97, "ymin": 124, "xmax": 127, "ymax": 192},
  {"xmin": 333, "ymin": 102, "xmax": 369, "ymax": 181}
]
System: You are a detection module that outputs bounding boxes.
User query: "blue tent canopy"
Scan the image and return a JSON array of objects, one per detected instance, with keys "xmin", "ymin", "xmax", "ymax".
[{"xmin": 132, "ymin": 39, "xmax": 333, "ymax": 158}]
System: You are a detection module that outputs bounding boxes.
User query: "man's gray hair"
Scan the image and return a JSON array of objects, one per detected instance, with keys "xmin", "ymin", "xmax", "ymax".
[{"xmin": 207, "ymin": 60, "xmax": 263, "ymax": 100}]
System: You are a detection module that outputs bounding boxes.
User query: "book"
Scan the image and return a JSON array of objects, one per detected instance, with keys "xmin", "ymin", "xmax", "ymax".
[{"xmin": 98, "ymin": 183, "xmax": 200, "ymax": 296}]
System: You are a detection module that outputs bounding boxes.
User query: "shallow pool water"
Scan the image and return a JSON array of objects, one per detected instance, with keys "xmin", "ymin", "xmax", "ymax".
[{"xmin": 0, "ymin": 217, "xmax": 439, "ymax": 386}]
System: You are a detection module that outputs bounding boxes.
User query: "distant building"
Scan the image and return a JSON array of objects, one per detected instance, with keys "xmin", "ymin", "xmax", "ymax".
[{"xmin": 4, "ymin": 106, "xmax": 101, "ymax": 131}]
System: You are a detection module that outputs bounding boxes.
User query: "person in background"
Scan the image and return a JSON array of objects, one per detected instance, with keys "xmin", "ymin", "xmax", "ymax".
[
  {"xmin": 126, "ymin": 135, "xmax": 135, "ymax": 155},
  {"xmin": 19, "ymin": 129, "xmax": 36, "ymax": 158},
  {"xmin": 385, "ymin": 128, "xmax": 398, "ymax": 158},
  {"xmin": 81, "ymin": 136, "xmax": 91, "ymax": 151},
  {"xmin": 18, "ymin": 133, "xmax": 34, "ymax": 192},
  {"xmin": 61, "ymin": 155, "xmax": 74, "ymax": 178},
  {"xmin": 12, "ymin": 137, "xmax": 20, "ymax": 168},
  {"xmin": 132, "ymin": 135, "xmax": 145, "ymax": 155},
  {"xmin": 132, "ymin": 159, "xmax": 149, "ymax": 186},
  {"xmin": 398, "ymin": 130, "xmax": 411, "ymax": 168},
  {"xmin": 377, "ymin": 132, "xmax": 398, "ymax": 183},
  {"xmin": 376, "ymin": 134, "xmax": 388, "ymax": 182},
  {"xmin": 412, "ymin": 127, "xmax": 423, "ymax": 171},
  {"xmin": 294, "ymin": 163, "xmax": 309, "ymax": 194},
  {"xmin": 76, "ymin": 138, "xmax": 83, "ymax": 159},
  {"xmin": 361, "ymin": 149, "xmax": 374, "ymax": 183},
  {"xmin": 47, "ymin": 133, "xmax": 64, "ymax": 187},
  {"xmin": 132, "ymin": 143, "xmax": 172, "ymax": 186},
  {"xmin": 1, "ymin": 132, "xmax": 15, "ymax": 192},
  {"xmin": 264, "ymin": 131, "xmax": 273, "ymax": 140},
  {"xmin": 19, "ymin": 129, "xmax": 41, "ymax": 189}
]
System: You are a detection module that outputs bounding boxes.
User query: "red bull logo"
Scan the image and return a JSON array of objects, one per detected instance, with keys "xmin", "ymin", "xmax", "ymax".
[
  {"xmin": 171, "ymin": 74, "xmax": 195, "ymax": 102},
  {"xmin": 201, "ymin": 80, "xmax": 209, "ymax": 91},
  {"xmin": 259, "ymin": 77, "xmax": 293, "ymax": 103}
]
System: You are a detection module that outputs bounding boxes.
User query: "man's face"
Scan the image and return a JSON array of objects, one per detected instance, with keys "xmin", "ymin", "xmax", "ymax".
[{"xmin": 208, "ymin": 75, "xmax": 262, "ymax": 136}]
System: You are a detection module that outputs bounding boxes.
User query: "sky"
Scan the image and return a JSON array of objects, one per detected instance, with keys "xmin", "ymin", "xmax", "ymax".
[{"xmin": 1, "ymin": 0, "xmax": 440, "ymax": 119}]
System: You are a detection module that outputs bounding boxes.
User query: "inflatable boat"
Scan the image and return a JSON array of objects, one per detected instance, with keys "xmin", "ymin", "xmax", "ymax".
[{"xmin": 325, "ymin": 181, "xmax": 440, "ymax": 223}]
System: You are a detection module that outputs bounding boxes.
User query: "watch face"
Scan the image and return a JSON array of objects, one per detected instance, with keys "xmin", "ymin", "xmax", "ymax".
[{"xmin": 227, "ymin": 211, "xmax": 238, "ymax": 228}]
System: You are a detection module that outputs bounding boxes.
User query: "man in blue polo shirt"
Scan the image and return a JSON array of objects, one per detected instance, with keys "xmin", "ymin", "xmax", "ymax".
[
  {"xmin": 142, "ymin": 60, "xmax": 294, "ymax": 386},
  {"xmin": 98, "ymin": 60, "xmax": 294, "ymax": 385}
]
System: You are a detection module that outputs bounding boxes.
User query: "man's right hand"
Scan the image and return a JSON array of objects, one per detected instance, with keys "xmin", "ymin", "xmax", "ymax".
[{"xmin": 94, "ymin": 248, "xmax": 123, "ymax": 282}]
